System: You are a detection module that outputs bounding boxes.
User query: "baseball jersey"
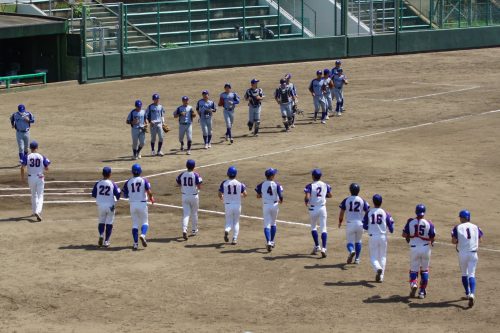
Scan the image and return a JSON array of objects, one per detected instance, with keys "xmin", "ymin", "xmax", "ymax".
[
  {"xmin": 122, "ymin": 176, "xmax": 151, "ymax": 202},
  {"xmin": 22, "ymin": 153, "xmax": 50, "ymax": 176},
  {"xmin": 340, "ymin": 195, "xmax": 370, "ymax": 222},
  {"xmin": 286, "ymin": 82, "xmax": 297, "ymax": 96},
  {"xmin": 10, "ymin": 110, "xmax": 35, "ymax": 132},
  {"xmin": 173, "ymin": 105, "xmax": 195, "ymax": 124},
  {"xmin": 244, "ymin": 88, "xmax": 264, "ymax": 106},
  {"xmin": 363, "ymin": 208, "xmax": 394, "ymax": 235},
  {"xmin": 333, "ymin": 74, "xmax": 347, "ymax": 89},
  {"xmin": 92, "ymin": 179, "xmax": 121, "ymax": 206},
  {"xmin": 219, "ymin": 179, "xmax": 246, "ymax": 205},
  {"xmin": 304, "ymin": 181, "xmax": 332, "ymax": 207},
  {"xmin": 219, "ymin": 92, "xmax": 240, "ymax": 110},
  {"xmin": 255, "ymin": 180, "xmax": 283, "ymax": 204},
  {"xmin": 176, "ymin": 171, "xmax": 203, "ymax": 195},
  {"xmin": 196, "ymin": 99, "xmax": 217, "ymax": 119},
  {"xmin": 146, "ymin": 103, "xmax": 165, "ymax": 124},
  {"xmin": 452, "ymin": 222, "xmax": 483, "ymax": 252},
  {"xmin": 323, "ymin": 77, "xmax": 334, "ymax": 94},
  {"xmin": 331, "ymin": 66, "xmax": 342, "ymax": 77},
  {"xmin": 309, "ymin": 78, "xmax": 327, "ymax": 96},
  {"xmin": 403, "ymin": 218, "xmax": 436, "ymax": 246},
  {"xmin": 127, "ymin": 109, "xmax": 146, "ymax": 128},
  {"xmin": 275, "ymin": 85, "xmax": 294, "ymax": 104}
]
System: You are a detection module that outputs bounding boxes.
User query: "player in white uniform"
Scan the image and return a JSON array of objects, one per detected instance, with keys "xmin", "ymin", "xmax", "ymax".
[
  {"xmin": 91, "ymin": 167, "xmax": 121, "ymax": 247},
  {"xmin": 304, "ymin": 169, "xmax": 332, "ymax": 258},
  {"xmin": 402, "ymin": 204, "xmax": 436, "ymax": 299},
  {"xmin": 122, "ymin": 164, "xmax": 155, "ymax": 250},
  {"xmin": 363, "ymin": 194, "xmax": 394, "ymax": 282},
  {"xmin": 219, "ymin": 166, "xmax": 247, "ymax": 245},
  {"xmin": 451, "ymin": 209, "xmax": 483, "ymax": 307},
  {"xmin": 255, "ymin": 168, "xmax": 283, "ymax": 252},
  {"xmin": 20, "ymin": 141, "xmax": 50, "ymax": 222},
  {"xmin": 338, "ymin": 183, "xmax": 370, "ymax": 264},
  {"xmin": 176, "ymin": 159, "xmax": 203, "ymax": 240}
]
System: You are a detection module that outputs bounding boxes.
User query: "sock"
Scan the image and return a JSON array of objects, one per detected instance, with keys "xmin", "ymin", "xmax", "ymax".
[
  {"xmin": 228, "ymin": 128, "xmax": 232, "ymax": 138},
  {"xmin": 105, "ymin": 224, "xmax": 113, "ymax": 241},
  {"xmin": 157, "ymin": 141, "xmax": 163, "ymax": 152},
  {"xmin": 469, "ymin": 277, "xmax": 476, "ymax": 294},
  {"xmin": 355, "ymin": 242, "xmax": 362, "ymax": 259},
  {"xmin": 180, "ymin": 140, "xmax": 184, "ymax": 147},
  {"xmin": 284, "ymin": 122, "xmax": 289, "ymax": 130},
  {"xmin": 311, "ymin": 230, "xmax": 319, "ymax": 247},
  {"xmin": 314, "ymin": 111, "xmax": 318, "ymax": 119},
  {"xmin": 207, "ymin": 135, "xmax": 212, "ymax": 143},
  {"xmin": 187, "ymin": 141, "xmax": 192, "ymax": 150},
  {"xmin": 225, "ymin": 128, "xmax": 229, "ymax": 136},
  {"xmin": 321, "ymin": 232, "xmax": 327, "ymax": 249},
  {"xmin": 270, "ymin": 225, "xmax": 277, "ymax": 241},
  {"xmin": 254, "ymin": 123, "xmax": 260, "ymax": 134},
  {"xmin": 133, "ymin": 149, "xmax": 137, "ymax": 156},
  {"xmin": 150, "ymin": 142, "xmax": 155, "ymax": 151},
  {"xmin": 409, "ymin": 271, "xmax": 418, "ymax": 284},
  {"xmin": 19, "ymin": 152, "xmax": 24, "ymax": 161},
  {"xmin": 462, "ymin": 276, "xmax": 470, "ymax": 295},
  {"xmin": 341, "ymin": 100, "xmax": 344, "ymax": 108},
  {"xmin": 141, "ymin": 224, "xmax": 149, "ymax": 236},
  {"xmin": 336, "ymin": 102, "xmax": 341, "ymax": 111},
  {"xmin": 203, "ymin": 136, "xmax": 207, "ymax": 144},
  {"xmin": 321, "ymin": 111, "xmax": 327, "ymax": 120},
  {"xmin": 264, "ymin": 228, "xmax": 271, "ymax": 242},
  {"xmin": 347, "ymin": 243, "xmax": 354, "ymax": 253},
  {"xmin": 137, "ymin": 145, "xmax": 143, "ymax": 154},
  {"xmin": 420, "ymin": 270, "xmax": 429, "ymax": 290},
  {"xmin": 132, "ymin": 228, "xmax": 139, "ymax": 243},
  {"xmin": 98, "ymin": 223, "xmax": 105, "ymax": 236}
]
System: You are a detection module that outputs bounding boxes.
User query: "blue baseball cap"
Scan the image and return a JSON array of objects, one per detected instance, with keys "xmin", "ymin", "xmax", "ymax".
[
  {"xmin": 29, "ymin": 141, "xmax": 38, "ymax": 149},
  {"xmin": 182, "ymin": 96, "xmax": 189, "ymax": 101},
  {"xmin": 335, "ymin": 60, "xmax": 342, "ymax": 65},
  {"xmin": 323, "ymin": 69, "xmax": 330, "ymax": 75},
  {"xmin": 227, "ymin": 166, "xmax": 237, "ymax": 177},
  {"xmin": 132, "ymin": 163, "xmax": 142, "ymax": 176},
  {"xmin": 18, "ymin": 104, "xmax": 26, "ymax": 112},
  {"xmin": 186, "ymin": 159, "xmax": 195, "ymax": 169},
  {"xmin": 224, "ymin": 83, "xmax": 232, "ymax": 88},
  {"xmin": 251, "ymin": 79, "xmax": 259, "ymax": 84},
  {"xmin": 316, "ymin": 70, "xmax": 322, "ymax": 75},
  {"xmin": 459, "ymin": 209, "xmax": 471, "ymax": 221},
  {"xmin": 416, "ymin": 204, "xmax": 426, "ymax": 217},
  {"xmin": 135, "ymin": 100, "xmax": 142, "ymax": 108},
  {"xmin": 373, "ymin": 194, "xmax": 383, "ymax": 206},
  {"xmin": 265, "ymin": 168, "xmax": 277, "ymax": 177},
  {"xmin": 202, "ymin": 90, "xmax": 209, "ymax": 95},
  {"xmin": 312, "ymin": 168, "xmax": 322, "ymax": 179},
  {"xmin": 102, "ymin": 167, "xmax": 112, "ymax": 176},
  {"xmin": 152, "ymin": 94, "xmax": 160, "ymax": 100}
]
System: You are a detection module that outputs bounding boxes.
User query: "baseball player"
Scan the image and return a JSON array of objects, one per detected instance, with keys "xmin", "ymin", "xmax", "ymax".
[
  {"xmin": 308, "ymin": 70, "xmax": 328, "ymax": 124},
  {"xmin": 275, "ymin": 78, "xmax": 296, "ymax": 132},
  {"xmin": 219, "ymin": 166, "xmax": 247, "ymax": 245},
  {"xmin": 362, "ymin": 194, "xmax": 394, "ymax": 282},
  {"xmin": 284, "ymin": 73, "xmax": 299, "ymax": 127},
  {"xmin": 126, "ymin": 100, "xmax": 148, "ymax": 160},
  {"xmin": 91, "ymin": 167, "xmax": 121, "ymax": 247},
  {"xmin": 20, "ymin": 141, "xmax": 50, "ymax": 222},
  {"xmin": 331, "ymin": 60, "xmax": 342, "ymax": 77},
  {"xmin": 173, "ymin": 96, "xmax": 196, "ymax": 155},
  {"xmin": 255, "ymin": 168, "xmax": 283, "ymax": 252},
  {"xmin": 304, "ymin": 169, "xmax": 332, "ymax": 258},
  {"xmin": 146, "ymin": 93, "xmax": 166, "ymax": 156},
  {"xmin": 323, "ymin": 69, "xmax": 334, "ymax": 118},
  {"xmin": 122, "ymin": 164, "xmax": 155, "ymax": 250},
  {"xmin": 451, "ymin": 210, "xmax": 483, "ymax": 307},
  {"xmin": 244, "ymin": 79, "xmax": 264, "ymax": 136},
  {"xmin": 402, "ymin": 204, "xmax": 436, "ymax": 299},
  {"xmin": 10, "ymin": 104, "xmax": 35, "ymax": 164},
  {"xmin": 332, "ymin": 68, "xmax": 348, "ymax": 116},
  {"xmin": 338, "ymin": 183, "xmax": 370, "ymax": 264},
  {"xmin": 218, "ymin": 83, "xmax": 240, "ymax": 144},
  {"xmin": 176, "ymin": 159, "xmax": 203, "ymax": 240},
  {"xmin": 196, "ymin": 90, "xmax": 217, "ymax": 149}
]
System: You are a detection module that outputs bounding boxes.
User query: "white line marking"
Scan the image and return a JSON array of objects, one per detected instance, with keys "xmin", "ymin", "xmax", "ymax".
[
  {"xmin": 410, "ymin": 81, "xmax": 472, "ymax": 87},
  {"xmin": 0, "ymin": 193, "xmax": 89, "ymax": 198},
  {"xmin": 392, "ymin": 86, "xmax": 479, "ymax": 102},
  {"xmin": 0, "ymin": 188, "xmax": 88, "ymax": 191}
]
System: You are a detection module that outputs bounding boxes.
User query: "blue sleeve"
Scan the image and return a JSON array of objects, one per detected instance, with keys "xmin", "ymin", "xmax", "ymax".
[
  {"xmin": 403, "ymin": 219, "xmax": 412, "ymax": 235},
  {"xmin": 304, "ymin": 184, "xmax": 312, "ymax": 194},
  {"xmin": 219, "ymin": 181, "xmax": 225, "ymax": 193},
  {"xmin": 386, "ymin": 213, "xmax": 394, "ymax": 233},
  {"xmin": 308, "ymin": 80, "xmax": 313, "ymax": 92},
  {"xmin": 42, "ymin": 156, "xmax": 50, "ymax": 167},
  {"xmin": 144, "ymin": 179, "xmax": 151, "ymax": 191},
  {"xmin": 255, "ymin": 182, "xmax": 262, "ymax": 194},
  {"xmin": 10, "ymin": 113, "xmax": 14, "ymax": 126},
  {"xmin": 362, "ymin": 212, "xmax": 369, "ymax": 230},
  {"xmin": 277, "ymin": 183, "xmax": 284, "ymax": 200},
  {"xmin": 91, "ymin": 182, "xmax": 98, "ymax": 198},
  {"xmin": 196, "ymin": 101, "xmax": 200, "ymax": 112},
  {"xmin": 173, "ymin": 107, "xmax": 179, "ymax": 116},
  {"xmin": 339, "ymin": 198, "xmax": 347, "ymax": 210},
  {"xmin": 212, "ymin": 101, "xmax": 217, "ymax": 112},
  {"xmin": 428, "ymin": 222, "xmax": 435, "ymax": 238},
  {"xmin": 451, "ymin": 226, "xmax": 458, "ymax": 239},
  {"xmin": 21, "ymin": 154, "xmax": 28, "ymax": 166},
  {"xmin": 233, "ymin": 94, "xmax": 240, "ymax": 104},
  {"xmin": 176, "ymin": 173, "xmax": 182, "ymax": 185},
  {"xmin": 241, "ymin": 183, "xmax": 246, "ymax": 192},
  {"xmin": 478, "ymin": 227, "xmax": 484, "ymax": 238},
  {"xmin": 326, "ymin": 184, "xmax": 332, "ymax": 194},
  {"xmin": 113, "ymin": 183, "xmax": 121, "ymax": 200},
  {"xmin": 29, "ymin": 112, "xmax": 35, "ymax": 124},
  {"xmin": 274, "ymin": 88, "xmax": 279, "ymax": 99},
  {"xmin": 146, "ymin": 105, "xmax": 151, "ymax": 121},
  {"xmin": 127, "ymin": 111, "xmax": 132, "ymax": 122},
  {"xmin": 122, "ymin": 182, "xmax": 129, "ymax": 199},
  {"xmin": 195, "ymin": 173, "xmax": 202, "ymax": 185},
  {"xmin": 363, "ymin": 200, "xmax": 370, "ymax": 212}
]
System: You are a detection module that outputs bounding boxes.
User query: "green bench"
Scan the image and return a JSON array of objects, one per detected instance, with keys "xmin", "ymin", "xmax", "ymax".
[{"xmin": 0, "ymin": 72, "xmax": 47, "ymax": 90}]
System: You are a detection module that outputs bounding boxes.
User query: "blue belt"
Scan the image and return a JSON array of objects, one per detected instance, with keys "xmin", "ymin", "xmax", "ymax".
[
  {"xmin": 411, "ymin": 243, "xmax": 429, "ymax": 247},
  {"xmin": 180, "ymin": 123, "xmax": 190, "ymax": 125}
]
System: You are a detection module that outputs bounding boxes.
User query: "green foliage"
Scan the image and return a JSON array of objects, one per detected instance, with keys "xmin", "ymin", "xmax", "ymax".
[
  {"xmin": 0, "ymin": 4, "xmax": 16, "ymax": 13},
  {"xmin": 73, "ymin": 1, "xmax": 90, "ymax": 18}
]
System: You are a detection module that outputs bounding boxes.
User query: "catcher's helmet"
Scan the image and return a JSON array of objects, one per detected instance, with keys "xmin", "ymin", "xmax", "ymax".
[
  {"xmin": 373, "ymin": 194, "xmax": 383, "ymax": 206},
  {"xmin": 265, "ymin": 168, "xmax": 277, "ymax": 178},
  {"xmin": 349, "ymin": 183, "xmax": 360, "ymax": 196},
  {"xmin": 335, "ymin": 60, "xmax": 342, "ymax": 65},
  {"xmin": 316, "ymin": 70, "xmax": 322, "ymax": 75},
  {"xmin": 132, "ymin": 164, "xmax": 142, "ymax": 176},
  {"xmin": 312, "ymin": 168, "xmax": 322, "ymax": 180},
  {"xmin": 459, "ymin": 209, "xmax": 471, "ymax": 221},
  {"xmin": 224, "ymin": 83, "xmax": 232, "ymax": 89},
  {"xmin": 102, "ymin": 167, "xmax": 112, "ymax": 177},
  {"xmin": 135, "ymin": 100, "xmax": 142, "ymax": 108},
  {"xmin": 202, "ymin": 90, "xmax": 209, "ymax": 95},
  {"xmin": 415, "ymin": 204, "xmax": 426, "ymax": 217},
  {"xmin": 284, "ymin": 73, "xmax": 292, "ymax": 80},
  {"xmin": 18, "ymin": 104, "xmax": 26, "ymax": 112},
  {"xmin": 227, "ymin": 166, "xmax": 237, "ymax": 178},
  {"xmin": 182, "ymin": 96, "xmax": 189, "ymax": 101},
  {"xmin": 186, "ymin": 159, "xmax": 196, "ymax": 169},
  {"xmin": 29, "ymin": 141, "xmax": 38, "ymax": 149}
]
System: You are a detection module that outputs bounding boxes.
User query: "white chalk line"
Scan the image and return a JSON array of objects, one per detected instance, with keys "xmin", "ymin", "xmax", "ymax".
[
  {"xmin": 43, "ymin": 199, "xmax": 500, "ymax": 253},
  {"xmin": 410, "ymin": 82, "xmax": 472, "ymax": 87},
  {"xmin": 0, "ymin": 188, "xmax": 87, "ymax": 191},
  {"xmin": 392, "ymin": 86, "xmax": 480, "ymax": 102},
  {"xmin": 0, "ymin": 193, "xmax": 90, "ymax": 198}
]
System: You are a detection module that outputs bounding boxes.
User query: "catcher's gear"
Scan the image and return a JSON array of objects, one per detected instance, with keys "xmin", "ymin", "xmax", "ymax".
[
  {"xmin": 162, "ymin": 123, "xmax": 170, "ymax": 133},
  {"xmin": 292, "ymin": 103, "xmax": 304, "ymax": 116}
]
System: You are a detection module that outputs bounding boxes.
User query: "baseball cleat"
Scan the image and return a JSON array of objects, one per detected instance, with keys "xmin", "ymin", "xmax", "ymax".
[
  {"xmin": 418, "ymin": 292, "xmax": 426, "ymax": 299},
  {"xmin": 231, "ymin": 238, "xmax": 238, "ymax": 245},
  {"xmin": 151, "ymin": 150, "xmax": 156, "ymax": 157},
  {"xmin": 354, "ymin": 258, "xmax": 360, "ymax": 264},
  {"xmin": 180, "ymin": 145, "xmax": 184, "ymax": 151},
  {"xmin": 157, "ymin": 151, "xmax": 164, "ymax": 156},
  {"xmin": 337, "ymin": 112, "xmax": 342, "ymax": 117},
  {"xmin": 271, "ymin": 241, "xmax": 275, "ymax": 248},
  {"xmin": 325, "ymin": 115, "xmax": 330, "ymax": 120},
  {"xmin": 311, "ymin": 246, "xmax": 321, "ymax": 255},
  {"xmin": 266, "ymin": 242, "xmax": 272, "ymax": 252},
  {"xmin": 410, "ymin": 283, "xmax": 418, "ymax": 298},
  {"xmin": 347, "ymin": 251, "xmax": 355, "ymax": 264},
  {"xmin": 98, "ymin": 235, "xmax": 104, "ymax": 247},
  {"xmin": 225, "ymin": 135, "xmax": 229, "ymax": 141},
  {"xmin": 191, "ymin": 229, "xmax": 198, "ymax": 236},
  {"xmin": 321, "ymin": 248, "xmax": 327, "ymax": 258},
  {"xmin": 186, "ymin": 150, "xmax": 191, "ymax": 155},
  {"xmin": 468, "ymin": 294, "xmax": 475, "ymax": 307},
  {"xmin": 376, "ymin": 269, "xmax": 383, "ymax": 282},
  {"xmin": 103, "ymin": 241, "xmax": 110, "ymax": 248},
  {"xmin": 291, "ymin": 124, "xmax": 295, "ymax": 128},
  {"xmin": 224, "ymin": 231, "xmax": 229, "ymax": 243},
  {"xmin": 34, "ymin": 213, "xmax": 42, "ymax": 222},
  {"xmin": 132, "ymin": 243, "xmax": 139, "ymax": 251},
  {"xmin": 208, "ymin": 143, "xmax": 211, "ymax": 148},
  {"xmin": 230, "ymin": 138, "xmax": 234, "ymax": 144},
  {"xmin": 138, "ymin": 154, "xmax": 142, "ymax": 159},
  {"xmin": 183, "ymin": 231, "xmax": 188, "ymax": 240},
  {"xmin": 133, "ymin": 155, "xmax": 138, "ymax": 160},
  {"xmin": 139, "ymin": 234, "xmax": 148, "ymax": 247},
  {"xmin": 204, "ymin": 144, "xmax": 208, "ymax": 149},
  {"xmin": 321, "ymin": 120, "xmax": 326, "ymax": 124}
]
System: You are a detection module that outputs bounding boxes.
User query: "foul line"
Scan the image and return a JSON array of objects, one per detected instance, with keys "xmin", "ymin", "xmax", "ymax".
[
  {"xmin": 392, "ymin": 86, "xmax": 479, "ymax": 102},
  {"xmin": 0, "ymin": 193, "xmax": 89, "ymax": 198}
]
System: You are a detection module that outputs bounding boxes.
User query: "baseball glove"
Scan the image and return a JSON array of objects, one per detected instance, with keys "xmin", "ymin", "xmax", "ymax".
[
  {"xmin": 162, "ymin": 123, "xmax": 170, "ymax": 133},
  {"xmin": 143, "ymin": 124, "xmax": 149, "ymax": 133}
]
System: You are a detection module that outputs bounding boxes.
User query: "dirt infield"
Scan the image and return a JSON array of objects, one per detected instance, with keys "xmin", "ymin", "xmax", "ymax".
[{"xmin": 1, "ymin": 48, "xmax": 500, "ymax": 332}]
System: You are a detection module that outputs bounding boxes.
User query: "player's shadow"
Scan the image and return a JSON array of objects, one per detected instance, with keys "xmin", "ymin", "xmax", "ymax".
[
  {"xmin": 58, "ymin": 244, "xmax": 131, "ymax": 251},
  {"xmin": 0, "ymin": 165, "xmax": 20, "ymax": 169},
  {"xmin": 0, "ymin": 215, "xmax": 38, "ymax": 223},
  {"xmin": 185, "ymin": 242, "xmax": 225, "ymax": 249},
  {"xmin": 408, "ymin": 299, "xmax": 469, "ymax": 310},
  {"xmin": 101, "ymin": 156, "xmax": 137, "ymax": 163},
  {"xmin": 363, "ymin": 295, "xmax": 411, "ymax": 304},
  {"xmin": 324, "ymin": 280, "xmax": 376, "ymax": 288},
  {"xmin": 304, "ymin": 263, "xmax": 349, "ymax": 271},
  {"xmin": 262, "ymin": 253, "xmax": 318, "ymax": 261},
  {"xmin": 148, "ymin": 236, "xmax": 185, "ymax": 244},
  {"xmin": 220, "ymin": 247, "xmax": 267, "ymax": 254}
]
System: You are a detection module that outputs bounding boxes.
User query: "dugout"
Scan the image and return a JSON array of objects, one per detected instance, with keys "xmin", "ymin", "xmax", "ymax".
[{"xmin": 0, "ymin": 13, "xmax": 79, "ymax": 84}]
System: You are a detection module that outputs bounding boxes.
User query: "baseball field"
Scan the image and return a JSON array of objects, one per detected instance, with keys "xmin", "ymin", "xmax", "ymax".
[{"xmin": 1, "ymin": 47, "xmax": 500, "ymax": 333}]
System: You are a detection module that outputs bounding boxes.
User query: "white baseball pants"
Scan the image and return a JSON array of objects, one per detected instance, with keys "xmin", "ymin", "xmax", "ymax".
[
  {"xmin": 97, "ymin": 204, "xmax": 115, "ymax": 225},
  {"xmin": 369, "ymin": 235, "xmax": 387, "ymax": 273},
  {"xmin": 346, "ymin": 222, "xmax": 364, "ymax": 244},
  {"xmin": 224, "ymin": 203, "xmax": 241, "ymax": 240},
  {"xmin": 410, "ymin": 245, "xmax": 432, "ymax": 272},
  {"xmin": 130, "ymin": 201, "xmax": 149, "ymax": 229},
  {"xmin": 182, "ymin": 194, "xmax": 199, "ymax": 232},
  {"xmin": 309, "ymin": 205, "xmax": 327, "ymax": 233},
  {"xmin": 458, "ymin": 251, "xmax": 478, "ymax": 278},
  {"xmin": 263, "ymin": 202, "xmax": 279, "ymax": 229},
  {"xmin": 28, "ymin": 175, "xmax": 44, "ymax": 215}
]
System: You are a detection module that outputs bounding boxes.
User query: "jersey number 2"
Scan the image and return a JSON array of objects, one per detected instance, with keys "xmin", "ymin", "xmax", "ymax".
[
  {"xmin": 99, "ymin": 185, "xmax": 111, "ymax": 196},
  {"xmin": 349, "ymin": 201, "xmax": 360, "ymax": 212}
]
